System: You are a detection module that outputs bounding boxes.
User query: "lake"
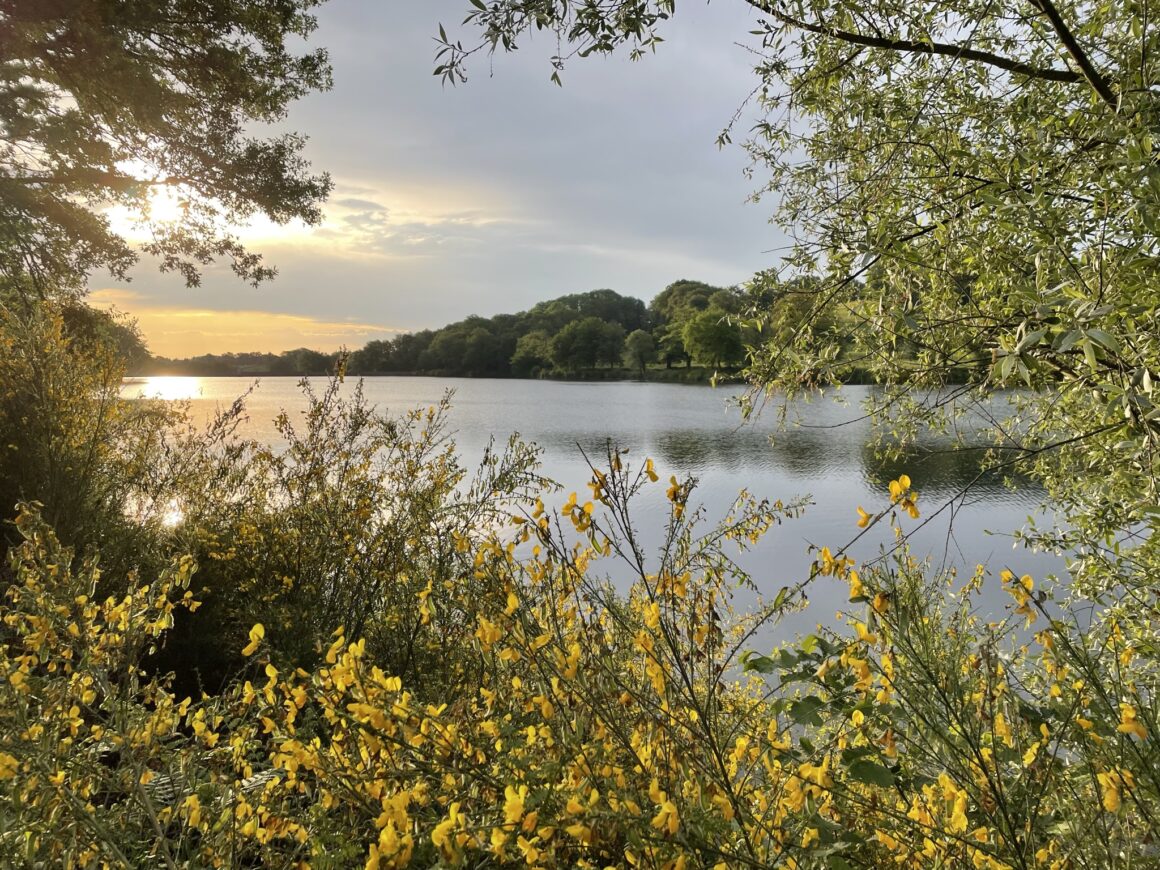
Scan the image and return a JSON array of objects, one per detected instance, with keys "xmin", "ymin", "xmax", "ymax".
[{"xmin": 124, "ymin": 376, "xmax": 1063, "ymax": 642}]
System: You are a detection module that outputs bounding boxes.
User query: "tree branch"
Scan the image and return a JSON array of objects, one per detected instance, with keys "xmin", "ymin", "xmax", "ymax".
[
  {"xmin": 745, "ymin": 0, "xmax": 1085, "ymax": 85},
  {"xmin": 1025, "ymin": 0, "xmax": 1119, "ymax": 109}
]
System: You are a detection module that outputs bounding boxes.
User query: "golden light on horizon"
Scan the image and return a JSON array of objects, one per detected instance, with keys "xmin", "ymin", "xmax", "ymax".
[{"xmin": 91, "ymin": 290, "xmax": 403, "ymax": 358}]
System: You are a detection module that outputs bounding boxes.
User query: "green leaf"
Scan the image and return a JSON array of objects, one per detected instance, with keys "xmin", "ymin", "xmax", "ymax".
[
  {"xmin": 789, "ymin": 695, "xmax": 825, "ymax": 726},
  {"xmin": 1057, "ymin": 330, "xmax": 1082, "ymax": 353},
  {"xmin": 1081, "ymin": 337, "xmax": 1099, "ymax": 371},
  {"xmin": 1015, "ymin": 328, "xmax": 1047, "ymax": 353},
  {"xmin": 840, "ymin": 745, "xmax": 877, "ymax": 765},
  {"xmin": 775, "ymin": 648, "xmax": 800, "ymax": 668},
  {"xmin": 741, "ymin": 653, "xmax": 776, "ymax": 674},
  {"xmin": 846, "ymin": 759, "xmax": 896, "ymax": 787},
  {"xmin": 1086, "ymin": 329, "xmax": 1120, "ymax": 353}
]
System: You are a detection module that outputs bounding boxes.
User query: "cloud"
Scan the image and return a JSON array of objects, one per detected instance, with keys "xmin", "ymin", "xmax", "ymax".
[{"xmin": 90, "ymin": 289, "xmax": 404, "ymax": 358}]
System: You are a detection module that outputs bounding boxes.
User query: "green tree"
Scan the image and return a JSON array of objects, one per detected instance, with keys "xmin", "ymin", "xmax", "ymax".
[
  {"xmin": 461, "ymin": 326, "xmax": 503, "ymax": 376},
  {"xmin": 348, "ymin": 339, "xmax": 394, "ymax": 375},
  {"xmin": 622, "ymin": 328, "xmax": 656, "ymax": 377},
  {"xmin": 595, "ymin": 320, "xmax": 626, "ymax": 367},
  {"xmin": 0, "ymin": 302, "xmax": 175, "ymax": 571},
  {"xmin": 391, "ymin": 330, "xmax": 434, "ymax": 372},
  {"xmin": 681, "ymin": 307, "xmax": 745, "ymax": 368},
  {"xmin": 60, "ymin": 304, "xmax": 151, "ymax": 372},
  {"xmin": 418, "ymin": 328, "xmax": 468, "ymax": 373},
  {"xmin": 510, "ymin": 329, "xmax": 555, "ymax": 376},
  {"xmin": 551, "ymin": 316, "xmax": 624, "ymax": 372},
  {"xmin": 649, "ymin": 279, "xmax": 716, "ymax": 324},
  {"xmin": 1, "ymin": 0, "xmax": 331, "ymax": 296},
  {"xmin": 525, "ymin": 288, "xmax": 646, "ymax": 335},
  {"xmin": 274, "ymin": 347, "xmax": 335, "ymax": 376},
  {"xmin": 649, "ymin": 280, "xmax": 724, "ymax": 368}
]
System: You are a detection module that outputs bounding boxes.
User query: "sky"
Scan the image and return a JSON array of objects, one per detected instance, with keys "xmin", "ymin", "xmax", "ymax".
[{"xmin": 90, "ymin": 0, "xmax": 789, "ymax": 358}]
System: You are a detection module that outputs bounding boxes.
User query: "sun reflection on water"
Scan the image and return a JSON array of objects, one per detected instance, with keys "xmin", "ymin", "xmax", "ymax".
[{"xmin": 123, "ymin": 376, "xmax": 203, "ymax": 402}]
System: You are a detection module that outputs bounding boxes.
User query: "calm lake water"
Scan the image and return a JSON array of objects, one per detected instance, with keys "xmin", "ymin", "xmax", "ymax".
[{"xmin": 124, "ymin": 376, "xmax": 1064, "ymax": 641}]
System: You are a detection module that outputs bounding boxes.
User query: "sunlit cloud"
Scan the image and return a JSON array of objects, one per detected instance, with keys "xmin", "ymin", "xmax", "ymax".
[
  {"xmin": 91, "ymin": 289, "xmax": 404, "ymax": 358},
  {"xmin": 133, "ymin": 179, "xmax": 529, "ymax": 260},
  {"xmin": 103, "ymin": 174, "xmax": 514, "ymax": 252}
]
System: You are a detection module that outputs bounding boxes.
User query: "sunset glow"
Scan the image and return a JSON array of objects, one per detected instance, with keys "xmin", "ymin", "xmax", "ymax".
[{"xmin": 91, "ymin": 289, "xmax": 402, "ymax": 358}]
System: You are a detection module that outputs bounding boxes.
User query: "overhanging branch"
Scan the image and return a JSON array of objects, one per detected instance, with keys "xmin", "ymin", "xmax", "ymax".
[
  {"xmin": 1025, "ymin": 0, "xmax": 1119, "ymax": 109},
  {"xmin": 745, "ymin": 0, "xmax": 1085, "ymax": 85}
]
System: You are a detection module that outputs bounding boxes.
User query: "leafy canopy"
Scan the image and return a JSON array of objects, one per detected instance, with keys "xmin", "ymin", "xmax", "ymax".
[{"xmin": 0, "ymin": 0, "xmax": 332, "ymax": 295}]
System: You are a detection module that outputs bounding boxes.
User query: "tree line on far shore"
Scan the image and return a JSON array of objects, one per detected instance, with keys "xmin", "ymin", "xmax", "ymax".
[{"xmin": 144, "ymin": 280, "xmax": 756, "ymax": 378}]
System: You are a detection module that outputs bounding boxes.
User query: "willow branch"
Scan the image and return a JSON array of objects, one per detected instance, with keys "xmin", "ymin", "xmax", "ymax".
[
  {"xmin": 1025, "ymin": 0, "xmax": 1119, "ymax": 109},
  {"xmin": 745, "ymin": 0, "xmax": 1085, "ymax": 85}
]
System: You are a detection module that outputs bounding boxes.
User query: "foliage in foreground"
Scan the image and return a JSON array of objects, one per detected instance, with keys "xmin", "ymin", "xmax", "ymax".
[{"xmin": 2, "ymin": 443, "xmax": 1157, "ymax": 868}]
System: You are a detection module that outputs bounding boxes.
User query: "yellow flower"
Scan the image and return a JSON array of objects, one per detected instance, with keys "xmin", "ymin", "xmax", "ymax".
[
  {"xmin": 645, "ymin": 458, "xmax": 659, "ymax": 482},
  {"xmin": 1021, "ymin": 742, "xmax": 1040, "ymax": 767},
  {"xmin": 0, "ymin": 752, "xmax": 19, "ymax": 780},
  {"xmin": 565, "ymin": 822, "xmax": 593, "ymax": 843},
  {"xmin": 651, "ymin": 800, "xmax": 680, "ymax": 835},
  {"xmin": 475, "ymin": 616, "xmax": 502, "ymax": 650},
  {"xmin": 1117, "ymin": 703, "xmax": 1148, "ymax": 740},
  {"xmin": 1097, "ymin": 769, "xmax": 1134, "ymax": 812},
  {"xmin": 856, "ymin": 506, "xmax": 871, "ymax": 528},
  {"xmin": 241, "ymin": 622, "xmax": 265, "ymax": 656},
  {"xmin": 432, "ymin": 802, "xmax": 462, "ymax": 859},
  {"xmin": 848, "ymin": 570, "xmax": 865, "ymax": 600},
  {"xmin": 993, "ymin": 711, "xmax": 1014, "ymax": 748},
  {"xmin": 801, "ymin": 827, "xmax": 820, "ymax": 848},
  {"xmin": 182, "ymin": 794, "xmax": 203, "ymax": 828},
  {"xmin": 504, "ymin": 784, "xmax": 528, "ymax": 826},
  {"xmin": 516, "ymin": 836, "xmax": 540, "ymax": 864},
  {"xmin": 888, "ymin": 475, "xmax": 920, "ymax": 517}
]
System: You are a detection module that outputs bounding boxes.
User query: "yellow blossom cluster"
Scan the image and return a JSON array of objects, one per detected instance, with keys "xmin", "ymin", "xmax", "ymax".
[{"xmin": 1, "ymin": 462, "xmax": 1157, "ymax": 868}]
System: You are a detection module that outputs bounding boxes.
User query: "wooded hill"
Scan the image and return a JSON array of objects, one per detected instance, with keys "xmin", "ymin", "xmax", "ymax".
[{"xmin": 146, "ymin": 280, "xmax": 752, "ymax": 378}]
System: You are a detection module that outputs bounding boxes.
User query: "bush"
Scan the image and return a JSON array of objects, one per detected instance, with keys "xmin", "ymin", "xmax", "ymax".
[
  {"xmin": 151, "ymin": 379, "xmax": 551, "ymax": 696},
  {"xmin": 5, "ymin": 447, "xmax": 1155, "ymax": 868},
  {"xmin": 0, "ymin": 300, "xmax": 178, "ymax": 577}
]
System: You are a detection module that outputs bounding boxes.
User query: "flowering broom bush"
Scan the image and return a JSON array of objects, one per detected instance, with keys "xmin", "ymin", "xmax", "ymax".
[{"xmin": 3, "ymin": 446, "xmax": 1157, "ymax": 868}]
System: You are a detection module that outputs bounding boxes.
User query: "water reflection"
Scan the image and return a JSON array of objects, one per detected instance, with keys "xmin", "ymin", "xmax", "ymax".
[
  {"xmin": 117, "ymin": 376, "xmax": 1069, "ymax": 643},
  {"xmin": 861, "ymin": 443, "xmax": 1043, "ymax": 505},
  {"xmin": 124, "ymin": 376, "xmax": 203, "ymax": 402},
  {"xmin": 650, "ymin": 428, "xmax": 783, "ymax": 474},
  {"xmin": 120, "ymin": 376, "xmax": 1062, "ymax": 572}
]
